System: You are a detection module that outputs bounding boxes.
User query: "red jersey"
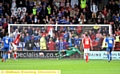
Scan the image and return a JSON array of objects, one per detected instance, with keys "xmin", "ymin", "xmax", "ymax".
[
  {"xmin": 48, "ymin": 41, "xmax": 55, "ymax": 50},
  {"xmin": 83, "ymin": 37, "xmax": 91, "ymax": 49},
  {"xmin": 13, "ymin": 34, "xmax": 20, "ymax": 45}
]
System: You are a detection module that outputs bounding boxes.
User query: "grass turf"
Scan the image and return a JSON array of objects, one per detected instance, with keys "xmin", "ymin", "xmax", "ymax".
[{"xmin": 0, "ymin": 59, "xmax": 120, "ymax": 74}]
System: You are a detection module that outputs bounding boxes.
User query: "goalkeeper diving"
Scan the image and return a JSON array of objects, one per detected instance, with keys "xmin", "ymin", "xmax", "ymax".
[{"xmin": 56, "ymin": 45, "xmax": 82, "ymax": 59}]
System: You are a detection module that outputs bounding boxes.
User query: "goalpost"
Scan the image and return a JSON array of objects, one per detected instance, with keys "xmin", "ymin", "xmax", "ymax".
[{"xmin": 8, "ymin": 24, "xmax": 118, "ymax": 59}]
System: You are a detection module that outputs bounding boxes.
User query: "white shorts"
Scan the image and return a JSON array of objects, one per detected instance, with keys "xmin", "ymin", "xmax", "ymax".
[
  {"xmin": 11, "ymin": 43, "xmax": 17, "ymax": 51},
  {"xmin": 84, "ymin": 48, "xmax": 90, "ymax": 54}
]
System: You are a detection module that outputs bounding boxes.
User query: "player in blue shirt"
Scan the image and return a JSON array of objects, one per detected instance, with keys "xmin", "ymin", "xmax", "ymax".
[
  {"xmin": 105, "ymin": 34, "xmax": 115, "ymax": 62},
  {"xmin": 2, "ymin": 33, "xmax": 11, "ymax": 62}
]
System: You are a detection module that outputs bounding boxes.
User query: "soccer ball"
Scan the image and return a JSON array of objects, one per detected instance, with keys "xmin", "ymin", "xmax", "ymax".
[{"xmin": 39, "ymin": 52, "xmax": 44, "ymax": 56}]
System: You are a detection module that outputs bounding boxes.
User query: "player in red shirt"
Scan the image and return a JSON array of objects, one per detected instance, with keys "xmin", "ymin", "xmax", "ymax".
[
  {"xmin": 11, "ymin": 34, "xmax": 20, "ymax": 60},
  {"xmin": 83, "ymin": 34, "xmax": 93, "ymax": 62}
]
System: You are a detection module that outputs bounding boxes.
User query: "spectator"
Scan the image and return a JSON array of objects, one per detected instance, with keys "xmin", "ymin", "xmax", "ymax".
[
  {"xmin": 41, "ymin": 5, "xmax": 47, "ymax": 19},
  {"xmin": 63, "ymin": 39, "xmax": 69, "ymax": 50},
  {"xmin": 40, "ymin": 35, "xmax": 47, "ymax": 50},
  {"xmin": 13, "ymin": 29, "xmax": 20, "ymax": 39},
  {"xmin": 100, "ymin": 27, "xmax": 109, "ymax": 35},
  {"xmin": 34, "ymin": 39, "xmax": 40, "ymax": 50},
  {"xmin": 57, "ymin": 38, "xmax": 64, "ymax": 50},
  {"xmin": 0, "ymin": 3, "xmax": 2, "ymax": 16},
  {"xmin": 60, "ymin": 0, "xmax": 65, "ymax": 7},
  {"xmin": 47, "ymin": 5, "xmax": 51, "ymax": 16},
  {"xmin": 115, "ymin": 18, "xmax": 120, "ymax": 29},
  {"xmin": 111, "ymin": 1, "xmax": 119, "ymax": 13},
  {"xmin": 80, "ymin": 0, "xmax": 87, "ymax": 10},
  {"xmin": 106, "ymin": 9, "xmax": 112, "ymax": 21},
  {"xmin": 20, "ymin": 33, "xmax": 25, "ymax": 42},
  {"xmin": 32, "ymin": 6, "xmax": 37, "ymax": 15},
  {"xmin": 54, "ymin": 0, "xmax": 60, "ymax": 8},
  {"xmin": 47, "ymin": 38, "xmax": 55, "ymax": 50},
  {"xmin": 25, "ymin": 39, "xmax": 35, "ymax": 50},
  {"xmin": 90, "ymin": 2, "xmax": 98, "ymax": 22},
  {"xmin": 115, "ymin": 34, "xmax": 120, "ymax": 42},
  {"xmin": 68, "ymin": 34, "xmax": 74, "ymax": 47},
  {"xmin": 102, "ymin": 6, "xmax": 107, "ymax": 17},
  {"xmin": 107, "ymin": 1, "xmax": 112, "ymax": 10},
  {"xmin": 74, "ymin": 35, "xmax": 82, "ymax": 50},
  {"xmin": 97, "ymin": 12, "xmax": 104, "ymax": 22},
  {"xmin": 70, "ymin": 9, "xmax": 76, "ymax": 18},
  {"xmin": 78, "ymin": 13, "xmax": 86, "ymax": 24},
  {"xmin": 25, "ymin": 33, "xmax": 30, "ymax": 43},
  {"xmin": 0, "ymin": 29, "xmax": 6, "ymax": 39},
  {"xmin": 115, "ymin": 28, "xmax": 120, "ymax": 35},
  {"xmin": 71, "ymin": 0, "xmax": 78, "ymax": 8},
  {"xmin": 97, "ymin": 18, "xmax": 102, "ymax": 24},
  {"xmin": 93, "ymin": 24, "xmax": 100, "ymax": 34},
  {"xmin": 118, "ymin": 0, "xmax": 120, "ymax": 13},
  {"xmin": 63, "ymin": 31, "xmax": 69, "ymax": 40},
  {"xmin": 3, "ymin": 21, "xmax": 8, "ymax": 32},
  {"xmin": 96, "ymin": 31, "xmax": 102, "ymax": 41}
]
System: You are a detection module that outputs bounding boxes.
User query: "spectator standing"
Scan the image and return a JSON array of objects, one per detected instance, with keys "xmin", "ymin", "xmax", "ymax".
[
  {"xmin": 63, "ymin": 39, "xmax": 69, "ymax": 50},
  {"xmin": 54, "ymin": 0, "xmax": 60, "ymax": 8},
  {"xmin": 71, "ymin": 0, "xmax": 78, "ymax": 8},
  {"xmin": 19, "ymin": 33, "xmax": 25, "ymax": 50},
  {"xmin": 68, "ymin": 35, "xmax": 74, "ymax": 47},
  {"xmin": 33, "ymin": 6, "xmax": 37, "ymax": 15},
  {"xmin": 47, "ymin": 38, "xmax": 55, "ymax": 50},
  {"xmin": 40, "ymin": 35, "xmax": 47, "ymax": 50},
  {"xmin": 80, "ymin": 0, "xmax": 87, "ymax": 10},
  {"xmin": 47, "ymin": 5, "xmax": 51, "ymax": 16},
  {"xmin": 41, "ymin": 5, "xmax": 47, "ymax": 19},
  {"xmin": 0, "ymin": 3, "xmax": 2, "ymax": 16},
  {"xmin": 111, "ymin": 1, "xmax": 119, "ymax": 13},
  {"xmin": 90, "ymin": 2, "xmax": 98, "ymax": 22},
  {"xmin": 74, "ymin": 35, "xmax": 82, "ymax": 50},
  {"xmin": 13, "ymin": 29, "xmax": 20, "ymax": 39},
  {"xmin": 57, "ymin": 38, "xmax": 64, "ymax": 50},
  {"xmin": 25, "ymin": 39, "xmax": 35, "ymax": 50},
  {"xmin": 0, "ymin": 29, "xmax": 6, "ymax": 39}
]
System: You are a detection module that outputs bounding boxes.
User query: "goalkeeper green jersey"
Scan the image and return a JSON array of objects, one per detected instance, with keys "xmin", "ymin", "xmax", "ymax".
[{"xmin": 66, "ymin": 47, "xmax": 81, "ymax": 56}]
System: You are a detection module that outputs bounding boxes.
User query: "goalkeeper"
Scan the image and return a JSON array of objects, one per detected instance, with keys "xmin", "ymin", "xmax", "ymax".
[{"xmin": 57, "ymin": 45, "xmax": 82, "ymax": 59}]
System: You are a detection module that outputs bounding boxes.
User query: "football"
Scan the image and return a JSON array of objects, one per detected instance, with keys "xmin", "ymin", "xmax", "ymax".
[{"xmin": 39, "ymin": 52, "xmax": 44, "ymax": 56}]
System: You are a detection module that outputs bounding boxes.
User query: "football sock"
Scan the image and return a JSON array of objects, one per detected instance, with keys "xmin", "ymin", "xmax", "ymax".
[
  {"xmin": 2, "ymin": 53, "xmax": 5, "ymax": 62},
  {"xmin": 8, "ymin": 51, "xmax": 10, "ymax": 59},
  {"xmin": 2, "ymin": 53, "xmax": 5, "ymax": 59},
  {"xmin": 110, "ymin": 52, "xmax": 112, "ymax": 60},
  {"xmin": 86, "ymin": 54, "xmax": 88, "ymax": 62},
  {"xmin": 109, "ymin": 54, "xmax": 110, "ymax": 61},
  {"xmin": 107, "ymin": 54, "xmax": 109, "ymax": 61},
  {"xmin": 14, "ymin": 52, "xmax": 17, "ymax": 59},
  {"xmin": 5, "ymin": 53, "xmax": 7, "ymax": 60}
]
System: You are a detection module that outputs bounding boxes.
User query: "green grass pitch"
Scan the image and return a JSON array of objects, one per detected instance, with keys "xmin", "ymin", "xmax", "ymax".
[{"xmin": 0, "ymin": 59, "xmax": 120, "ymax": 74}]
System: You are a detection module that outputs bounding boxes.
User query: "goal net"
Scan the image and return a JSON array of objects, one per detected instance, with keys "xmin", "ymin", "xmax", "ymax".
[{"xmin": 8, "ymin": 24, "xmax": 112, "ymax": 51}]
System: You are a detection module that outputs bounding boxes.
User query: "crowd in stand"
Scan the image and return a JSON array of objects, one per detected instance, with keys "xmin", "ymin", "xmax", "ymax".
[{"xmin": 0, "ymin": 0, "xmax": 120, "ymax": 50}]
